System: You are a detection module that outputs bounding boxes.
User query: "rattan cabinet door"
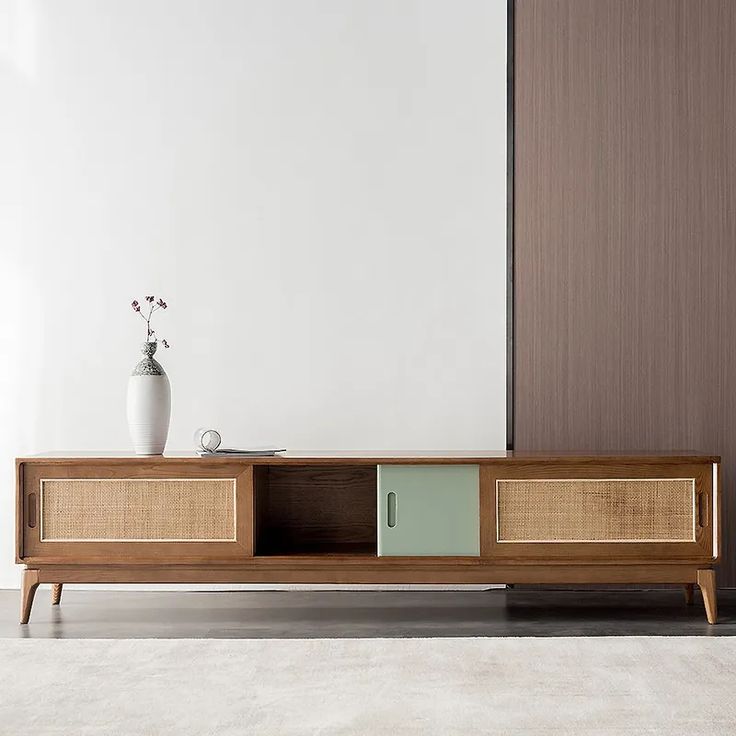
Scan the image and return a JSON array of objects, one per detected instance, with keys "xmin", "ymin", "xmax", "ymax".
[
  {"xmin": 19, "ymin": 462, "xmax": 254, "ymax": 562},
  {"xmin": 481, "ymin": 462, "xmax": 718, "ymax": 562}
]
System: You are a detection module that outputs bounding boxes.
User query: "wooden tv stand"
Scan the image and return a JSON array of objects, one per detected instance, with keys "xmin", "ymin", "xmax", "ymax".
[{"xmin": 16, "ymin": 452, "xmax": 720, "ymax": 624}]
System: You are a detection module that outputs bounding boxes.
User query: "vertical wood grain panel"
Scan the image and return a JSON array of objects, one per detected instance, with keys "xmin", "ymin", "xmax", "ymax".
[{"xmin": 514, "ymin": 0, "xmax": 736, "ymax": 583}]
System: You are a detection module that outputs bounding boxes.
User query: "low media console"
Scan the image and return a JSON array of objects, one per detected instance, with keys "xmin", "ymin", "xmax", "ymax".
[{"xmin": 16, "ymin": 452, "xmax": 720, "ymax": 623}]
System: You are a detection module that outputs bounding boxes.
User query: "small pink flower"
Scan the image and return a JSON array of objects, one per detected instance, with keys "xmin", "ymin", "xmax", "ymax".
[{"xmin": 131, "ymin": 296, "xmax": 170, "ymax": 348}]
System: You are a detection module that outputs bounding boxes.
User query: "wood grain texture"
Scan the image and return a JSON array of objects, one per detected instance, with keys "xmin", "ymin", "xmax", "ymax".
[
  {"xmin": 19, "ymin": 463, "xmax": 254, "ymax": 563},
  {"xmin": 15, "ymin": 456, "xmax": 720, "ymax": 622},
  {"xmin": 481, "ymin": 461, "xmax": 715, "ymax": 562},
  {"xmin": 24, "ymin": 563, "xmax": 706, "ymax": 588},
  {"xmin": 20, "ymin": 569, "xmax": 39, "ymax": 624},
  {"xmin": 51, "ymin": 583, "xmax": 62, "ymax": 606},
  {"xmin": 697, "ymin": 568, "xmax": 718, "ymax": 623},
  {"xmin": 513, "ymin": 0, "xmax": 736, "ymax": 584},
  {"xmin": 684, "ymin": 583, "xmax": 695, "ymax": 606},
  {"xmin": 15, "ymin": 452, "xmax": 721, "ymax": 465},
  {"xmin": 254, "ymin": 466, "xmax": 377, "ymax": 555}
]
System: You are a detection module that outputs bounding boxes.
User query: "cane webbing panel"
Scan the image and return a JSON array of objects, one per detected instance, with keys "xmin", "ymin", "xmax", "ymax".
[
  {"xmin": 40, "ymin": 479, "xmax": 236, "ymax": 541},
  {"xmin": 496, "ymin": 479, "xmax": 695, "ymax": 543}
]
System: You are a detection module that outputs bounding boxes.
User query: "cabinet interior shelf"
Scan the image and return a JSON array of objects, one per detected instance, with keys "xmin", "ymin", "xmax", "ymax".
[{"xmin": 254, "ymin": 465, "xmax": 378, "ymax": 557}]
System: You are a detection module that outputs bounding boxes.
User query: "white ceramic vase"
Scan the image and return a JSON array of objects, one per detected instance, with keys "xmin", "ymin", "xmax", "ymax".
[{"xmin": 127, "ymin": 342, "xmax": 171, "ymax": 455}]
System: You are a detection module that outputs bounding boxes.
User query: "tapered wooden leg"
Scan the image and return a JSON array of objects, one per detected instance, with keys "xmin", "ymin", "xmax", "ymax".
[
  {"xmin": 697, "ymin": 569, "xmax": 717, "ymax": 624},
  {"xmin": 20, "ymin": 569, "xmax": 40, "ymax": 624},
  {"xmin": 684, "ymin": 583, "xmax": 694, "ymax": 606},
  {"xmin": 51, "ymin": 584, "xmax": 63, "ymax": 606}
]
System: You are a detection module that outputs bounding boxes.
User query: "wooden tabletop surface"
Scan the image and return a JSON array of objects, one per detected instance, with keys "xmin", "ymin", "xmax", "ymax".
[{"xmin": 16, "ymin": 450, "xmax": 721, "ymax": 465}]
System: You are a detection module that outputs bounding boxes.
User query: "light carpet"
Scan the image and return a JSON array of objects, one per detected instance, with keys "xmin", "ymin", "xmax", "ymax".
[{"xmin": 1, "ymin": 637, "xmax": 735, "ymax": 735}]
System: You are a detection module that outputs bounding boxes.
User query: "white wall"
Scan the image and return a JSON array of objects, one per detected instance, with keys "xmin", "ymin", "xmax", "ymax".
[{"xmin": 0, "ymin": 0, "xmax": 507, "ymax": 589}]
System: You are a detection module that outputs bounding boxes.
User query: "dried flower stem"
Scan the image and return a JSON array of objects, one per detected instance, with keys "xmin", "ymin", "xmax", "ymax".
[
  {"xmin": 130, "ymin": 296, "xmax": 170, "ymax": 347},
  {"xmin": 138, "ymin": 304, "xmax": 162, "ymax": 340}
]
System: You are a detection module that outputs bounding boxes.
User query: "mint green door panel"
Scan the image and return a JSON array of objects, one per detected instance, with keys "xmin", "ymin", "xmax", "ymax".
[{"xmin": 377, "ymin": 465, "xmax": 480, "ymax": 556}]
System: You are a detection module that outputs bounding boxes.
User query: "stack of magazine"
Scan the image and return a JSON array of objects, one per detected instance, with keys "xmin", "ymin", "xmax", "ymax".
[{"xmin": 194, "ymin": 428, "xmax": 285, "ymax": 457}]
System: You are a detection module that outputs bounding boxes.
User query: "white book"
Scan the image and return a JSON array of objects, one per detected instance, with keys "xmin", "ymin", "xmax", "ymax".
[
  {"xmin": 196, "ymin": 448, "xmax": 285, "ymax": 457},
  {"xmin": 193, "ymin": 428, "xmax": 284, "ymax": 456}
]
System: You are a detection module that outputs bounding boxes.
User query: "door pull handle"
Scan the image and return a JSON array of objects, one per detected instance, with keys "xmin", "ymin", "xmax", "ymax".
[
  {"xmin": 27, "ymin": 493, "xmax": 37, "ymax": 529},
  {"xmin": 697, "ymin": 493, "xmax": 709, "ymax": 528},
  {"xmin": 387, "ymin": 492, "xmax": 397, "ymax": 528}
]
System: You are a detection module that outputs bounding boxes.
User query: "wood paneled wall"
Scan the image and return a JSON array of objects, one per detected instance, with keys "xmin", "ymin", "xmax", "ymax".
[{"xmin": 513, "ymin": 1, "xmax": 736, "ymax": 584}]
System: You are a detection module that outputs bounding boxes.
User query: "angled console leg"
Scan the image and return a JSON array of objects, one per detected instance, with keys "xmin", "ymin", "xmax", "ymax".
[
  {"xmin": 51, "ymin": 584, "xmax": 63, "ymax": 606},
  {"xmin": 20, "ymin": 569, "xmax": 40, "ymax": 624},
  {"xmin": 696, "ymin": 570, "xmax": 717, "ymax": 624},
  {"xmin": 684, "ymin": 583, "xmax": 694, "ymax": 606}
]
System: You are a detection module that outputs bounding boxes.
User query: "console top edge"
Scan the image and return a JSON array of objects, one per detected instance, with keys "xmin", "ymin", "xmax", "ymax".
[{"xmin": 16, "ymin": 450, "xmax": 721, "ymax": 465}]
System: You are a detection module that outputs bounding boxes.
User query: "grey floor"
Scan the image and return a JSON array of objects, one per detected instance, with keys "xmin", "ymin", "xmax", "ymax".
[{"xmin": 2, "ymin": 587, "xmax": 735, "ymax": 638}]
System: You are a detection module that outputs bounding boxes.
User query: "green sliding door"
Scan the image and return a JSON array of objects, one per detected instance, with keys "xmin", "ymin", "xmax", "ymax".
[{"xmin": 377, "ymin": 465, "xmax": 480, "ymax": 556}]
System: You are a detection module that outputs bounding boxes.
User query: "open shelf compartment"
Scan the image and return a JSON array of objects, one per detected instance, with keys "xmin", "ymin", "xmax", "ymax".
[{"xmin": 254, "ymin": 465, "xmax": 377, "ymax": 556}]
